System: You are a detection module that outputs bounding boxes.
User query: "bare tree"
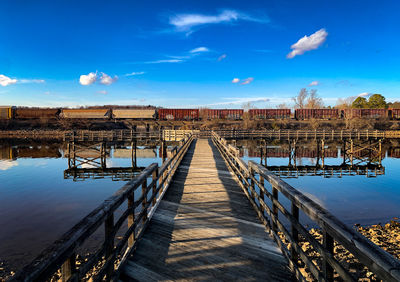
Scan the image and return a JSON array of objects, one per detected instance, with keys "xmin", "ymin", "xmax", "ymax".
[
  {"xmin": 306, "ymin": 89, "xmax": 324, "ymax": 109},
  {"xmin": 292, "ymin": 88, "xmax": 308, "ymax": 109},
  {"xmin": 336, "ymin": 96, "xmax": 356, "ymax": 109},
  {"xmin": 276, "ymin": 103, "xmax": 289, "ymax": 109},
  {"xmin": 241, "ymin": 102, "xmax": 255, "ymax": 111}
]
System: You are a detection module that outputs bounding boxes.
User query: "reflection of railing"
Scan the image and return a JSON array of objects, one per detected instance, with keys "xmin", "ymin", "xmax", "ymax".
[
  {"xmin": 212, "ymin": 131, "xmax": 400, "ymax": 281},
  {"xmin": 266, "ymin": 165, "xmax": 385, "ymax": 178},
  {"xmin": 13, "ymin": 134, "xmax": 194, "ymax": 281},
  {"xmin": 64, "ymin": 167, "xmax": 145, "ymax": 181}
]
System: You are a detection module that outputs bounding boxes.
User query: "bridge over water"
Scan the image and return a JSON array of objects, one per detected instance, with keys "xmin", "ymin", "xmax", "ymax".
[{"xmin": 11, "ymin": 133, "xmax": 400, "ymax": 281}]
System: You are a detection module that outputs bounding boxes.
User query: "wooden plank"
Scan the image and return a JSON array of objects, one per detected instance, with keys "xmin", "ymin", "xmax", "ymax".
[{"xmin": 122, "ymin": 139, "xmax": 292, "ymax": 281}]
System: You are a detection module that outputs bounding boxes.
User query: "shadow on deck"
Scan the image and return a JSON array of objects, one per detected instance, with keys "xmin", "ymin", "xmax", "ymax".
[{"xmin": 120, "ymin": 139, "xmax": 293, "ymax": 281}]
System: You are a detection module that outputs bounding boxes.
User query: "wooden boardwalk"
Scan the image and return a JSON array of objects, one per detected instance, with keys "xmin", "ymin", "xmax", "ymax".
[{"xmin": 121, "ymin": 139, "xmax": 292, "ymax": 281}]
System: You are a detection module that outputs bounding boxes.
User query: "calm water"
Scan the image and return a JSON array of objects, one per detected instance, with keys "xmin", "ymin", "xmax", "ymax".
[
  {"xmin": 0, "ymin": 140, "xmax": 163, "ymax": 272},
  {"xmin": 1, "ymin": 139, "xmax": 400, "ymax": 273}
]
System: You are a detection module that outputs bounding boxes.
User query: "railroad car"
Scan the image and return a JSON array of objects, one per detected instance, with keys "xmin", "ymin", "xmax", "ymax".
[
  {"xmin": 342, "ymin": 109, "xmax": 389, "ymax": 119},
  {"xmin": 112, "ymin": 109, "xmax": 156, "ymax": 119},
  {"xmin": 14, "ymin": 108, "xmax": 60, "ymax": 119},
  {"xmin": 200, "ymin": 109, "xmax": 243, "ymax": 120},
  {"xmin": 295, "ymin": 109, "xmax": 339, "ymax": 120},
  {"xmin": 389, "ymin": 109, "xmax": 400, "ymax": 120},
  {"xmin": 61, "ymin": 109, "xmax": 110, "ymax": 119},
  {"xmin": 158, "ymin": 109, "xmax": 199, "ymax": 121},
  {"xmin": 0, "ymin": 106, "xmax": 14, "ymax": 119},
  {"xmin": 249, "ymin": 109, "xmax": 291, "ymax": 119}
]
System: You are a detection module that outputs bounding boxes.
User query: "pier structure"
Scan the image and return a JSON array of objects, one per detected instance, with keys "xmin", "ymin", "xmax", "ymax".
[{"xmin": 12, "ymin": 132, "xmax": 400, "ymax": 282}]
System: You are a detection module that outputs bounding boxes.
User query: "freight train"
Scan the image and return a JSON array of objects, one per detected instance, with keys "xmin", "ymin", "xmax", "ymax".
[{"xmin": 0, "ymin": 106, "xmax": 399, "ymax": 121}]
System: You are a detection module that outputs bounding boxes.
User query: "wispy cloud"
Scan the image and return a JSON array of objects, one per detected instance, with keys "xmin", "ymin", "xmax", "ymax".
[
  {"xmin": 144, "ymin": 59, "xmax": 183, "ymax": 64},
  {"xmin": 287, "ymin": 28, "xmax": 328, "ymax": 59},
  {"xmin": 190, "ymin": 47, "xmax": 209, "ymax": 53},
  {"xmin": 79, "ymin": 72, "xmax": 98, "ymax": 85},
  {"xmin": 97, "ymin": 90, "xmax": 108, "ymax": 95},
  {"xmin": 232, "ymin": 78, "xmax": 240, "ymax": 83},
  {"xmin": 240, "ymin": 77, "xmax": 254, "ymax": 85},
  {"xmin": 357, "ymin": 92, "xmax": 371, "ymax": 97},
  {"xmin": 169, "ymin": 9, "xmax": 269, "ymax": 33},
  {"xmin": 217, "ymin": 54, "xmax": 227, "ymax": 61},
  {"xmin": 200, "ymin": 97, "xmax": 269, "ymax": 107},
  {"xmin": 125, "ymin": 71, "xmax": 145, "ymax": 77},
  {"xmin": 19, "ymin": 79, "xmax": 45, "ymax": 84},
  {"xmin": 99, "ymin": 72, "xmax": 118, "ymax": 85},
  {"xmin": 309, "ymin": 81, "xmax": 319, "ymax": 86}
]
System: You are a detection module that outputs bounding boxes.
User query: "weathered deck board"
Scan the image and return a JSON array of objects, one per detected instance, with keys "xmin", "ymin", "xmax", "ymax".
[{"xmin": 121, "ymin": 139, "xmax": 292, "ymax": 281}]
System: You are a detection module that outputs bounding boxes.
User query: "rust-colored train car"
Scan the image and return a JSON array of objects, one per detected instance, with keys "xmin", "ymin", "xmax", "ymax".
[
  {"xmin": 295, "ymin": 109, "xmax": 339, "ymax": 120},
  {"xmin": 158, "ymin": 109, "xmax": 199, "ymax": 120},
  {"xmin": 15, "ymin": 108, "xmax": 60, "ymax": 119},
  {"xmin": 200, "ymin": 109, "xmax": 243, "ymax": 120},
  {"xmin": 342, "ymin": 109, "xmax": 388, "ymax": 119},
  {"xmin": 390, "ymin": 109, "xmax": 400, "ymax": 120},
  {"xmin": 112, "ymin": 109, "xmax": 156, "ymax": 119},
  {"xmin": 0, "ymin": 106, "xmax": 13, "ymax": 119},
  {"xmin": 249, "ymin": 109, "xmax": 291, "ymax": 119},
  {"xmin": 61, "ymin": 109, "xmax": 110, "ymax": 119}
]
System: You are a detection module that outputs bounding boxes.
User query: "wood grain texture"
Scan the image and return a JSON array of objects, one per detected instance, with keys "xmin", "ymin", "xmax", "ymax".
[{"xmin": 121, "ymin": 139, "xmax": 292, "ymax": 281}]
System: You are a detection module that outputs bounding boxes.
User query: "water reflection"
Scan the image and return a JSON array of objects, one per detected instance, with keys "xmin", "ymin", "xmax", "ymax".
[{"xmin": 236, "ymin": 139, "xmax": 389, "ymax": 178}]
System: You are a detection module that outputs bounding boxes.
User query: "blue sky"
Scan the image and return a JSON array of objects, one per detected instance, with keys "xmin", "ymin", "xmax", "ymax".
[{"xmin": 0, "ymin": 0, "xmax": 400, "ymax": 108}]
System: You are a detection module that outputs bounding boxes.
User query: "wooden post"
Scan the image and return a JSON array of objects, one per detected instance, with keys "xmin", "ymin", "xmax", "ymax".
[
  {"xmin": 128, "ymin": 192, "xmax": 135, "ymax": 247},
  {"xmin": 152, "ymin": 169, "xmax": 158, "ymax": 206},
  {"xmin": 272, "ymin": 186, "xmax": 278, "ymax": 234},
  {"xmin": 291, "ymin": 202, "xmax": 299, "ymax": 264},
  {"xmin": 350, "ymin": 139, "xmax": 354, "ymax": 166},
  {"xmin": 259, "ymin": 175, "xmax": 265, "ymax": 216},
  {"xmin": 142, "ymin": 178, "xmax": 148, "ymax": 224},
  {"xmin": 321, "ymin": 139, "xmax": 325, "ymax": 168},
  {"xmin": 61, "ymin": 254, "xmax": 76, "ymax": 282},
  {"xmin": 104, "ymin": 213, "xmax": 114, "ymax": 280},
  {"xmin": 323, "ymin": 229, "xmax": 334, "ymax": 281},
  {"xmin": 67, "ymin": 143, "xmax": 71, "ymax": 169}
]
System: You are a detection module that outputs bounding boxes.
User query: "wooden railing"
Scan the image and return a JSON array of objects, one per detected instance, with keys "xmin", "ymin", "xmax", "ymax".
[
  {"xmin": 211, "ymin": 131, "xmax": 400, "ymax": 281},
  {"xmin": 63, "ymin": 130, "xmax": 161, "ymax": 142},
  {"xmin": 12, "ymin": 134, "xmax": 194, "ymax": 282},
  {"xmin": 214, "ymin": 129, "xmax": 400, "ymax": 140}
]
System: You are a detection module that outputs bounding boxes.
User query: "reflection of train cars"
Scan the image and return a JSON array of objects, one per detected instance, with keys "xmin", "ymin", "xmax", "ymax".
[
  {"xmin": 61, "ymin": 109, "xmax": 110, "ymax": 119},
  {"xmin": 112, "ymin": 109, "xmax": 156, "ymax": 119},
  {"xmin": 0, "ymin": 144, "xmax": 16, "ymax": 159},
  {"xmin": 249, "ymin": 109, "xmax": 291, "ymax": 119},
  {"xmin": 0, "ymin": 106, "xmax": 14, "ymax": 119},
  {"xmin": 14, "ymin": 108, "xmax": 60, "ymax": 119},
  {"xmin": 158, "ymin": 109, "xmax": 199, "ymax": 121},
  {"xmin": 200, "ymin": 109, "xmax": 243, "ymax": 120},
  {"xmin": 295, "ymin": 109, "xmax": 339, "ymax": 120}
]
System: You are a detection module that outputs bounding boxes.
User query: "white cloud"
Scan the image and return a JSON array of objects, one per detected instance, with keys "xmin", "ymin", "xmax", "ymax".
[
  {"xmin": 19, "ymin": 79, "xmax": 45, "ymax": 84},
  {"xmin": 287, "ymin": 28, "xmax": 328, "ymax": 59},
  {"xmin": 145, "ymin": 59, "xmax": 183, "ymax": 64},
  {"xmin": 309, "ymin": 81, "xmax": 319, "ymax": 86},
  {"xmin": 0, "ymin": 74, "xmax": 18, "ymax": 86},
  {"xmin": 125, "ymin": 71, "xmax": 145, "ymax": 76},
  {"xmin": 217, "ymin": 54, "xmax": 227, "ymax": 61},
  {"xmin": 357, "ymin": 92, "xmax": 371, "ymax": 97},
  {"xmin": 190, "ymin": 47, "xmax": 209, "ymax": 53},
  {"xmin": 232, "ymin": 78, "xmax": 240, "ymax": 83},
  {"xmin": 99, "ymin": 72, "xmax": 118, "ymax": 85},
  {"xmin": 97, "ymin": 90, "xmax": 108, "ymax": 95},
  {"xmin": 170, "ymin": 10, "xmax": 268, "ymax": 32},
  {"xmin": 240, "ymin": 77, "xmax": 254, "ymax": 85},
  {"xmin": 79, "ymin": 72, "xmax": 98, "ymax": 85}
]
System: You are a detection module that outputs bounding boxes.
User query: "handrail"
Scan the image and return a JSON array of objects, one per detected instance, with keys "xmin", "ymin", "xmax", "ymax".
[
  {"xmin": 11, "ymin": 134, "xmax": 194, "ymax": 282},
  {"xmin": 211, "ymin": 131, "xmax": 400, "ymax": 282}
]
